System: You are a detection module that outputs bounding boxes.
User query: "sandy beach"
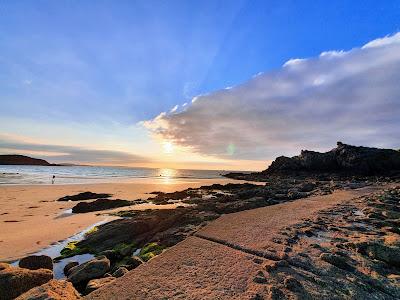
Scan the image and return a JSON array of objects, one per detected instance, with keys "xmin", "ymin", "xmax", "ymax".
[{"xmin": 0, "ymin": 178, "xmax": 241, "ymax": 262}]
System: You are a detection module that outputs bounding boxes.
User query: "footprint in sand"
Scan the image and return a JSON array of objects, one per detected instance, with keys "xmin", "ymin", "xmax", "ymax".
[
  {"xmin": 4, "ymin": 220, "xmax": 22, "ymax": 223},
  {"xmin": 28, "ymin": 206, "xmax": 39, "ymax": 209},
  {"xmin": 0, "ymin": 212, "xmax": 9, "ymax": 215}
]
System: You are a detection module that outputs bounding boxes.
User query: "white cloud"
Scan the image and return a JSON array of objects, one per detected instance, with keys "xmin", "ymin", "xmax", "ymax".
[
  {"xmin": 170, "ymin": 105, "xmax": 179, "ymax": 113},
  {"xmin": 143, "ymin": 33, "xmax": 400, "ymax": 160}
]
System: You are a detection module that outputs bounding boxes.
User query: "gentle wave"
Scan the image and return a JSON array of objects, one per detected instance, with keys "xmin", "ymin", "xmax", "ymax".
[{"xmin": 0, "ymin": 165, "xmax": 227, "ymax": 185}]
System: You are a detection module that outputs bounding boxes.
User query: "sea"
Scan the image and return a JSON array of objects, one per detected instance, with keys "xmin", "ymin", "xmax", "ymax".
[{"xmin": 0, "ymin": 165, "xmax": 229, "ymax": 185}]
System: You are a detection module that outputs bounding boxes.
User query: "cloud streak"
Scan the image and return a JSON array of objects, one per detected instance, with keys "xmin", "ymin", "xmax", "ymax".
[
  {"xmin": 144, "ymin": 33, "xmax": 400, "ymax": 160},
  {"xmin": 0, "ymin": 137, "xmax": 148, "ymax": 165}
]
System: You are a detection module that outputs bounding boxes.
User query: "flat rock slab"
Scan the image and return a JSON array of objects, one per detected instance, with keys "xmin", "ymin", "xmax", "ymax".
[
  {"xmin": 86, "ymin": 185, "xmax": 383, "ymax": 300},
  {"xmin": 86, "ymin": 236, "xmax": 261, "ymax": 300},
  {"xmin": 196, "ymin": 187, "xmax": 378, "ymax": 254}
]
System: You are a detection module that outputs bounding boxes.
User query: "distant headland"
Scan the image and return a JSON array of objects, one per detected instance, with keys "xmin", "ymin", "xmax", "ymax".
[{"xmin": 0, "ymin": 154, "xmax": 55, "ymax": 166}]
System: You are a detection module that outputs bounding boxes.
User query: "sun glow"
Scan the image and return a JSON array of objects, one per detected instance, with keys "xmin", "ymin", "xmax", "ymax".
[{"xmin": 162, "ymin": 141, "xmax": 174, "ymax": 154}]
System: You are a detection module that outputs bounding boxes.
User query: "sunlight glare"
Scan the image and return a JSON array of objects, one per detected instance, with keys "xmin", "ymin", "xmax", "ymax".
[{"xmin": 163, "ymin": 141, "xmax": 174, "ymax": 154}]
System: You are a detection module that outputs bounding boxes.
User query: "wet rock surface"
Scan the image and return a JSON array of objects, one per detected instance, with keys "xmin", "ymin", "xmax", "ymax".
[
  {"xmin": 247, "ymin": 186, "xmax": 400, "ymax": 299},
  {"xmin": 19, "ymin": 255, "xmax": 53, "ymax": 271},
  {"xmin": 57, "ymin": 192, "xmax": 112, "ymax": 202},
  {"xmin": 71, "ymin": 198, "xmax": 133, "ymax": 213}
]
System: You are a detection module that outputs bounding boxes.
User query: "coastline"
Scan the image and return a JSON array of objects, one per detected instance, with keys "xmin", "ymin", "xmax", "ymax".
[{"xmin": 0, "ymin": 178, "xmax": 244, "ymax": 261}]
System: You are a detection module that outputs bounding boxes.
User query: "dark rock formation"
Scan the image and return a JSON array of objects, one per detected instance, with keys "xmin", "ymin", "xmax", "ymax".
[
  {"xmin": 0, "ymin": 155, "xmax": 51, "ymax": 166},
  {"xmin": 67, "ymin": 256, "xmax": 110, "ymax": 285},
  {"xmin": 19, "ymin": 255, "xmax": 53, "ymax": 271},
  {"xmin": 57, "ymin": 192, "xmax": 112, "ymax": 202},
  {"xmin": 0, "ymin": 264, "xmax": 53, "ymax": 299},
  {"xmin": 71, "ymin": 199, "xmax": 133, "ymax": 213},
  {"xmin": 15, "ymin": 279, "xmax": 81, "ymax": 300},
  {"xmin": 265, "ymin": 142, "xmax": 400, "ymax": 175}
]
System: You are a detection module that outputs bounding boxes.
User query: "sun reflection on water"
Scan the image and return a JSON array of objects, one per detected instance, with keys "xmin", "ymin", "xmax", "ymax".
[{"xmin": 158, "ymin": 168, "xmax": 177, "ymax": 184}]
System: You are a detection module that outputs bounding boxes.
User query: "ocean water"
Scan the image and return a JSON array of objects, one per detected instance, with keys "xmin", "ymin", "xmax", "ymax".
[{"xmin": 0, "ymin": 165, "xmax": 228, "ymax": 185}]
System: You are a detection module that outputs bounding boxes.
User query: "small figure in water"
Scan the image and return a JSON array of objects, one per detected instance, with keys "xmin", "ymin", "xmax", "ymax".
[{"xmin": 52, "ymin": 175, "xmax": 55, "ymax": 184}]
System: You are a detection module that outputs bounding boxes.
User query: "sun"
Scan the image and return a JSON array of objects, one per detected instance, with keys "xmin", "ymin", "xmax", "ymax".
[{"xmin": 162, "ymin": 141, "xmax": 174, "ymax": 154}]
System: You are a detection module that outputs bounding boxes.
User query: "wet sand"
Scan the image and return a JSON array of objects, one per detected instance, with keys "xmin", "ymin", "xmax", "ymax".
[{"xmin": 0, "ymin": 178, "xmax": 241, "ymax": 261}]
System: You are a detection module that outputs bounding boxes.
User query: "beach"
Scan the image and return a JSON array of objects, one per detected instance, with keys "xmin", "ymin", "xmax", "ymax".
[{"xmin": 0, "ymin": 178, "xmax": 240, "ymax": 262}]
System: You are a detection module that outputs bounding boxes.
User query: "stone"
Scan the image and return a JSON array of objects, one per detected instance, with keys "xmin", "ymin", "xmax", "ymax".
[
  {"xmin": 64, "ymin": 261, "xmax": 79, "ymax": 276},
  {"xmin": 67, "ymin": 256, "xmax": 110, "ymax": 285},
  {"xmin": 253, "ymin": 271, "xmax": 267, "ymax": 284},
  {"xmin": 15, "ymin": 279, "xmax": 81, "ymax": 299},
  {"xmin": 112, "ymin": 266, "xmax": 129, "ymax": 278},
  {"xmin": 72, "ymin": 199, "xmax": 133, "ymax": 213},
  {"xmin": 0, "ymin": 262, "xmax": 11, "ymax": 271},
  {"xmin": 0, "ymin": 265, "xmax": 53, "ymax": 299},
  {"xmin": 99, "ymin": 250, "xmax": 121, "ymax": 262},
  {"xmin": 58, "ymin": 192, "xmax": 112, "ymax": 202},
  {"xmin": 268, "ymin": 286, "xmax": 286, "ymax": 300},
  {"xmin": 19, "ymin": 255, "xmax": 53, "ymax": 271},
  {"xmin": 126, "ymin": 255, "xmax": 144, "ymax": 269},
  {"xmin": 85, "ymin": 277, "xmax": 115, "ymax": 294},
  {"xmin": 284, "ymin": 276, "xmax": 303, "ymax": 292},
  {"xmin": 320, "ymin": 253, "xmax": 354, "ymax": 271}
]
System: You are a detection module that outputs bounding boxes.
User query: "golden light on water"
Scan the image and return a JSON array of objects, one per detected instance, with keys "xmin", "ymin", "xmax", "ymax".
[{"xmin": 159, "ymin": 168, "xmax": 177, "ymax": 184}]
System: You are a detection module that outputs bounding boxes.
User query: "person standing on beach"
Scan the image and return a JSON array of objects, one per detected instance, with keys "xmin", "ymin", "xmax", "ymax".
[{"xmin": 52, "ymin": 175, "xmax": 55, "ymax": 184}]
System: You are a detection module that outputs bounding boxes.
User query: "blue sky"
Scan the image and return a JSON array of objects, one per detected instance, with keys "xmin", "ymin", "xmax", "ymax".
[{"xmin": 1, "ymin": 1, "xmax": 400, "ymax": 169}]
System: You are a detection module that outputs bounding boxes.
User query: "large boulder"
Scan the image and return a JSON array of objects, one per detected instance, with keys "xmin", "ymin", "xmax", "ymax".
[
  {"xmin": 0, "ymin": 265, "xmax": 53, "ymax": 299},
  {"xmin": 85, "ymin": 277, "xmax": 115, "ymax": 294},
  {"xmin": 57, "ymin": 192, "xmax": 112, "ymax": 202},
  {"xmin": 19, "ymin": 255, "xmax": 53, "ymax": 271},
  {"xmin": 15, "ymin": 279, "xmax": 81, "ymax": 299},
  {"xmin": 67, "ymin": 256, "xmax": 110, "ymax": 285}
]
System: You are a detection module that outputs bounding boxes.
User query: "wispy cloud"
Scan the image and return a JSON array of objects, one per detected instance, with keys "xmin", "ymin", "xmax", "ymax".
[
  {"xmin": 0, "ymin": 136, "xmax": 149, "ymax": 165},
  {"xmin": 144, "ymin": 33, "xmax": 400, "ymax": 160}
]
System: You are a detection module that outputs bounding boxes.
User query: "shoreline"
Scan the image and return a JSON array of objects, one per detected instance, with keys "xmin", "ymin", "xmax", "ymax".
[{"xmin": 0, "ymin": 178, "xmax": 246, "ymax": 261}]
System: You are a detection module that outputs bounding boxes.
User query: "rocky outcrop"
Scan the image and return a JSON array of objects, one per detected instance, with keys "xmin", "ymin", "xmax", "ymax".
[
  {"xmin": 0, "ymin": 154, "xmax": 51, "ymax": 166},
  {"xmin": 58, "ymin": 192, "xmax": 112, "ymax": 202},
  {"xmin": 19, "ymin": 255, "xmax": 53, "ymax": 271},
  {"xmin": 15, "ymin": 279, "xmax": 81, "ymax": 300},
  {"xmin": 265, "ymin": 142, "xmax": 400, "ymax": 175},
  {"xmin": 67, "ymin": 256, "xmax": 110, "ymax": 285},
  {"xmin": 72, "ymin": 198, "xmax": 133, "ymax": 213},
  {"xmin": 0, "ymin": 264, "xmax": 53, "ymax": 299}
]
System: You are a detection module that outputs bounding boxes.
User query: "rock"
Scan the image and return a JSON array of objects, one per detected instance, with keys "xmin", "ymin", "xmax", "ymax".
[
  {"xmin": 253, "ymin": 271, "xmax": 267, "ymax": 284},
  {"xmin": 320, "ymin": 253, "xmax": 354, "ymax": 271},
  {"xmin": 15, "ymin": 279, "xmax": 81, "ymax": 299},
  {"xmin": 67, "ymin": 256, "xmax": 110, "ymax": 285},
  {"xmin": 268, "ymin": 286, "xmax": 286, "ymax": 300},
  {"xmin": 85, "ymin": 277, "xmax": 115, "ymax": 294},
  {"xmin": 58, "ymin": 192, "xmax": 112, "ymax": 202},
  {"xmin": 126, "ymin": 256, "xmax": 144, "ymax": 269},
  {"xmin": 284, "ymin": 276, "xmax": 303, "ymax": 292},
  {"xmin": 100, "ymin": 250, "xmax": 121, "ymax": 262},
  {"xmin": 361, "ymin": 242, "xmax": 400, "ymax": 266},
  {"xmin": 299, "ymin": 182, "xmax": 316, "ymax": 192},
  {"xmin": 72, "ymin": 198, "xmax": 133, "ymax": 213},
  {"xmin": 0, "ymin": 265, "xmax": 53, "ymax": 299},
  {"xmin": 64, "ymin": 261, "xmax": 79, "ymax": 276},
  {"xmin": 112, "ymin": 266, "xmax": 129, "ymax": 278},
  {"xmin": 0, "ymin": 262, "xmax": 11, "ymax": 271},
  {"xmin": 235, "ymin": 142, "xmax": 400, "ymax": 176},
  {"xmin": 19, "ymin": 255, "xmax": 53, "ymax": 271}
]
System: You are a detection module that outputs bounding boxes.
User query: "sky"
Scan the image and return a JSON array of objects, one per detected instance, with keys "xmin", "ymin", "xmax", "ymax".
[{"xmin": 1, "ymin": 0, "xmax": 400, "ymax": 170}]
